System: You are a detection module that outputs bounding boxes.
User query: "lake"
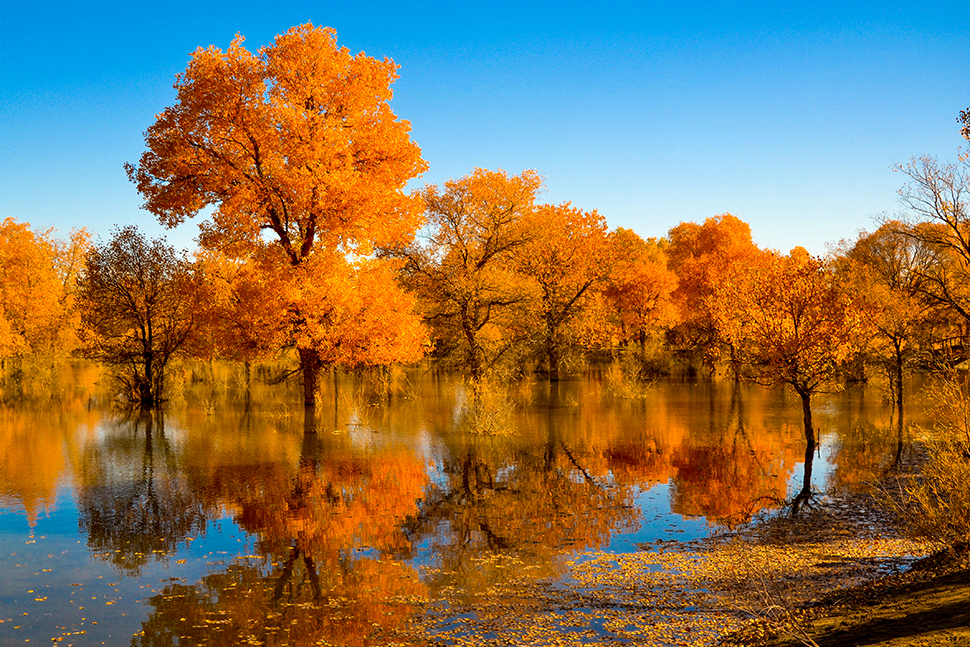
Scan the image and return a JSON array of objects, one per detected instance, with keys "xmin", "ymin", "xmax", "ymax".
[{"xmin": 0, "ymin": 366, "xmax": 926, "ymax": 645}]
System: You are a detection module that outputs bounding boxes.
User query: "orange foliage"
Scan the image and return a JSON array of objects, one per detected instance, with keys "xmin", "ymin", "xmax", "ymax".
[
  {"xmin": 666, "ymin": 214, "xmax": 762, "ymax": 368},
  {"xmin": 516, "ymin": 203, "xmax": 612, "ymax": 379},
  {"xmin": 838, "ymin": 221, "xmax": 931, "ymax": 404},
  {"xmin": 193, "ymin": 250, "xmax": 425, "ymax": 370},
  {"xmin": 127, "ymin": 24, "xmax": 428, "ymax": 405},
  {"xmin": 710, "ymin": 248, "xmax": 872, "ymax": 445},
  {"xmin": 0, "ymin": 218, "xmax": 88, "ymax": 362},
  {"xmin": 603, "ymin": 228, "xmax": 678, "ymax": 352},
  {"xmin": 393, "ymin": 168, "xmax": 542, "ymax": 380},
  {"xmin": 127, "ymin": 24, "xmax": 426, "ymax": 263}
]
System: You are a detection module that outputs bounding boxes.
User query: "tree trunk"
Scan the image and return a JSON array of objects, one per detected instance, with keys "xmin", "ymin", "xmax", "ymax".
[
  {"xmin": 799, "ymin": 388, "xmax": 816, "ymax": 451},
  {"xmin": 461, "ymin": 308, "xmax": 482, "ymax": 382},
  {"xmin": 792, "ymin": 442, "xmax": 815, "ymax": 516},
  {"xmin": 894, "ymin": 343, "xmax": 905, "ymax": 409},
  {"xmin": 299, "ymin": 347, "xmax": 320, "ymax": 408},
  {"xmin": 547, "ymin": 338, "xmax": 560, "ymax": 383},
  {"xmin": 140, "ymin": 352, "xmax": 155, "ymax": 409}
]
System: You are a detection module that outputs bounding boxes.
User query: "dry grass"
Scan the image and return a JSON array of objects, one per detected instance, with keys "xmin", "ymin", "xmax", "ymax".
[{"xmin": 879, "ymin": 372, "xmax": 970, "ymax": 553}]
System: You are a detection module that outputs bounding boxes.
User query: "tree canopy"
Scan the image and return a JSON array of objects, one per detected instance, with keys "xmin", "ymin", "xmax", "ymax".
[{"xmin": 126, "ymin": 24, "xmax": 429, "ymax": 405}]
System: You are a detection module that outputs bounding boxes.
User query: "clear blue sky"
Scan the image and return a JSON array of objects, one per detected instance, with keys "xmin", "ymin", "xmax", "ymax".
[{"xmin": 2, "ymin": 2, "xmax": 967, "ymax": 255}]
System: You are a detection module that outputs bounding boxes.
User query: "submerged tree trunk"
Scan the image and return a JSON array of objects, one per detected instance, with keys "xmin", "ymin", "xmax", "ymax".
[
  {"xmin": 299, "ymin": 347, "xmax": 321, "ymax": 408},
  {"xmin": 547, "ymin": 338, "xmax": 560, "ymax": 383},
  {"xmin": 798, "ymin": 388, "xmax": 816, "ymax": 451},
  {"xmin": 461, "ymin": 307, "xmax": 483, "ymax": 383},
  {"xmin": 792, "ymin": 386, "xmax": 817, "ymax": 516},
  {"xmin": 140, "ymin": 349, "xmax": 156, "ymax": 409},
  {"xmin": 792, "ymin": 442, "xmax": 815, "ymax": 517},
  {"xmin": 894, "ymin": 342, "xmax": 905, "ymax": 409}
]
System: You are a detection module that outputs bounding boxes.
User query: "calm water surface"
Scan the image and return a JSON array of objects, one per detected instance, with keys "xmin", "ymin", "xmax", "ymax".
[{"xmin": 0, "ymin": 369, "xmax": 925, "ymax": 645}]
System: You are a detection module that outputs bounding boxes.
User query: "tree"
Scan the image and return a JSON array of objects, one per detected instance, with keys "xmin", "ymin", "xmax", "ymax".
[
  {"xmin": 837, "ymin": 222, "xmax": 933, "ymax": 409},
  {"xmin": 515, "ymin": 203, "xmax": 611, "ymax": 381},
  {"xmin": 710, "ymin": 248, "xmax": 871, "ymax": 452},
  {"xmin": 78, "ymin": 226, "xmax": 198, "ymax": 408},
  {"xmin": 126, "ymin": 24, "xmax": 428, "ymax": 406},
  {"xmin": 0, "ymin": 219, "xmax": 88, "ymax": 360},
  {"xmin": 390, "ymin": 168, "xmax": 541, "ymax": 381},
  {"xmin": 894, "ymin": 155, "xmax": 970, "ymax": 343},
  {"xmin": 192, "ymin": 250, "xmax": 425, "ymax": 400},
  {"xmin": 603, "ymin": 228, "xmax": 678, "ymax": 357},
  {"xmin": 666, "ymin": 214, "xmax": 763, "ymax": 374},
  {"xmin": 709, "ymin": 249, "xmax": 871, "ymax": 514}
]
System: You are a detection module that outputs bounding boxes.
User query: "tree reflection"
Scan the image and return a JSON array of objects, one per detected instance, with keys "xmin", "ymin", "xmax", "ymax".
[
  {"xmin": 76, "ymin": 412, "xmax": 208, "ymax": 575},
  {"xmin": 0, "ymin": 409, "xmax": 72, "ymax": 526},
  {"xmin": 406, "ymin": 400, "xmax": 640, "ymax": 594},
  {"xmin": 135, "ymin": 409, "xmax": 429, "ymax": 646},
  {"xmin": 135, "ymin": 559, "xmax": 427, "ymax": 647},
  {"xmin": 666, "ymin": 385, "xmax": 797, "ymax": 524}
]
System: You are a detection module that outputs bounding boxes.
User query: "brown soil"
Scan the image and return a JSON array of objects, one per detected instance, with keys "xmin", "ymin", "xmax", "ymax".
[{"xmin": 740, "ymin": 553, "xmax": 970, "ymax": 647}]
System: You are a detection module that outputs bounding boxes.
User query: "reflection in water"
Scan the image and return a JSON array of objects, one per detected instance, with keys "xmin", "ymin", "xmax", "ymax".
[
  {"xmin": 0, "ymin": 369, "xmax": 931, "ymax": 645},
  {"xmin": 407, "ymin": 413, "xmax": 640, "ymax": 595},
  {"xmin": 134, "ymin": 408, "xmax": 430, "ymax": 645},
  {"xmin": 0, "ymin": 408, "xmax": 79, "ymax": 525},
  {"xmin": 77, "ymin": 412, "xmax": 209, "ymax": 575}
]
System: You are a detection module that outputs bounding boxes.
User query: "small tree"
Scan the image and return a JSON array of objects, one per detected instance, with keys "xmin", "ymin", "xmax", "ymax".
[
  {"xmin": 390, "ymin": 168, "xmax": 541, "ymax": 382},
  {"xmin": 711, "ymin": 248, "xmax": 871, "ymax": 451},
  {"xmin": 603, "ymin": 228, "xmax": 678, "ymax": 357},
  {"xmin": 78, "ymin": 226, "xmax": 197, "ymax": 408}
]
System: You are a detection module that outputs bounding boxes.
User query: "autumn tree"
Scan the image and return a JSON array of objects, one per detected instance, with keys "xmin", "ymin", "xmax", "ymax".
[
  {"xmin": 78, "ymin": 226, "xmax": 198, "ymax": 408},
  {"xmin": 837, "ymin": 222, "xmax": 933, "ymax": 409},
  {"xmin": 126, "ymin": 24, "xmax": 428, "ymax": 406},
  {"xmin": 602, "ymin": 228, "xmax": 678, "ymax": 357},
  {"xmin": 192, "ymin": 250, "xmax": 425, "ymax": 397},
  {"xmin": 389, "ymin": 168, "xmax": 541, "ymax": 382},
  {"xmin": 894, "ymin": 155, "xmax": 970, "ymax": 346},
  {"xmin": 710, "ymin": 248, "xmax": 871, "ymax": 452},
  {"xmin": 0, "ymin": 219, "xmax": 87, "ymax": 360},
  {"xmin": 0, "ymin": 219, "xmax": 89, "ymax": 397},
  {"xmin": 666, "ymin": 214, "xmax": 763, "ymax": 374},
  {"xmin": 514, "ymin": 203, "xmax": 611, "ymax": 381},
  {"xmin": 188, "ymin": 251, "xmax": 286, "ymax": 378}
]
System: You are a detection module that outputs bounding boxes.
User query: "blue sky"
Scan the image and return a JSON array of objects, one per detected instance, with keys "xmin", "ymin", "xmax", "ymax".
[{"xmin": 2, "ymin": 2, "xmax": 967, "ymax": 255}]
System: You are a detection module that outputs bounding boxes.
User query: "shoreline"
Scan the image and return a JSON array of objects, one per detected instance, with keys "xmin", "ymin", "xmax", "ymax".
[{"xmin": 415, "ymin": 474, "xmax": 958, "ymax": 646}]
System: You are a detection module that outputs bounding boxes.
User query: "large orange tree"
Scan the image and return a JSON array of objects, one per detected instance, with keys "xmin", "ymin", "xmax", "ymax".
[
  {"xmin": 0, "ymin": 218, "xmax": 88, "ymax": 396},
  {"xmin": 666, "ymin": 214, "xmax": 763, "ymax": 374},
  {"xmin": 127, "ymin": 24, "xmax": 428, "ymax": 406}
]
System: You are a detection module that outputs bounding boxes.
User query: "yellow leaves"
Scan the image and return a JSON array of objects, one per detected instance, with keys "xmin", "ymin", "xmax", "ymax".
[
  {"xmin": 0, "ymin": 218, "xmax": 87, "ymax": 362},
  {"xmin": 709, "ymin": 247, "xmax": 870, "ymax": 393}
]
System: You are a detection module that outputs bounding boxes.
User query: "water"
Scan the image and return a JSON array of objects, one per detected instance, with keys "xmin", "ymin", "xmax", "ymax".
[{"xmin": 0, "ymin": 368, "xmax": 924, "ymax": 645}]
